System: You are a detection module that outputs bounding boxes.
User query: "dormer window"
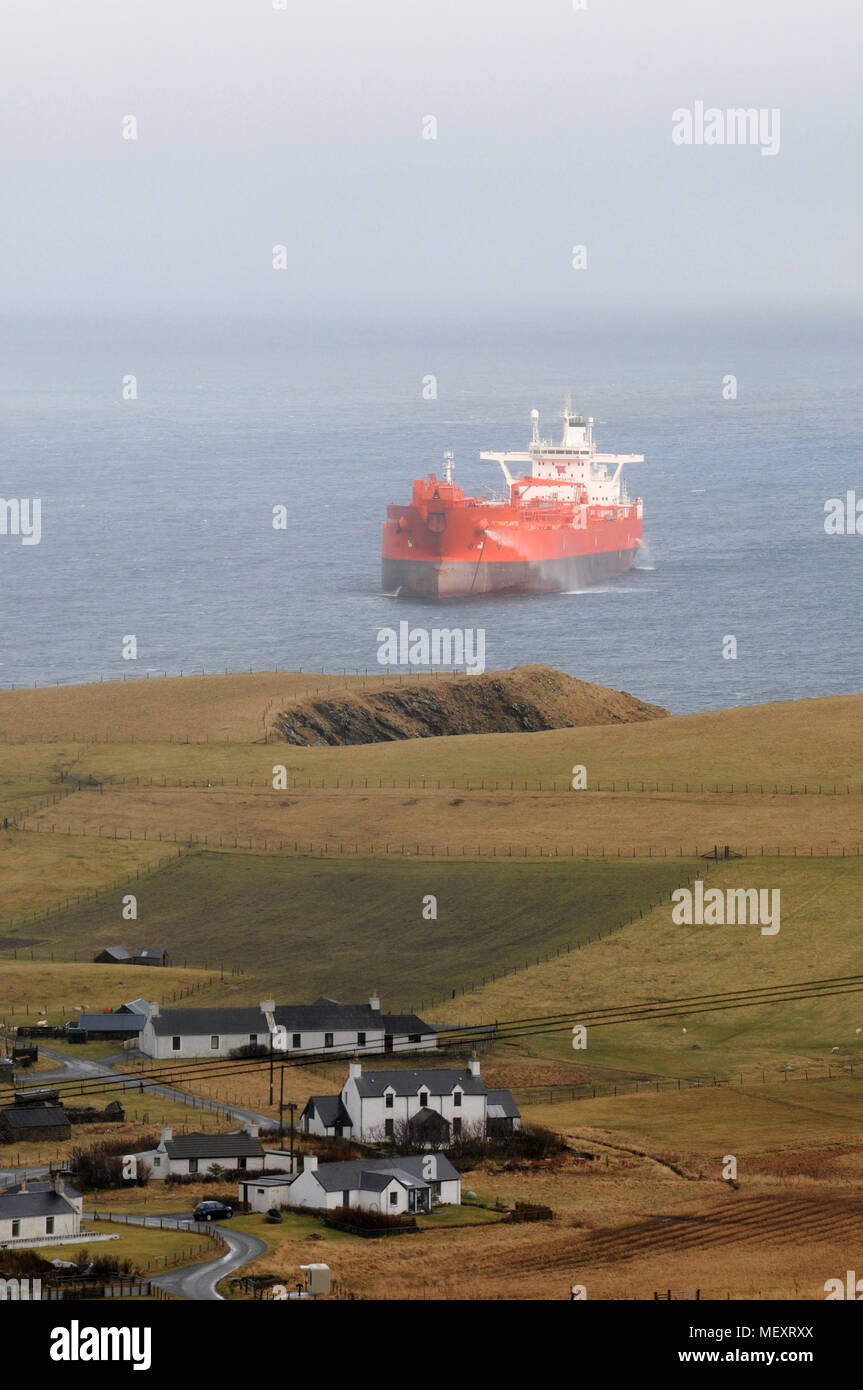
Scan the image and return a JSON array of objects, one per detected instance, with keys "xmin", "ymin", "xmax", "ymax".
[
  {"xmin": 419, "ymin": 1091, "xmax": 428, "ymax": 1107},
  {"xmin": 453, "ymin": 1091, "xmax": 462, "ymax": 1107},
  {"xmin": 385, "ymin": 1092, "xmax": 394, "ymax": 1109}
]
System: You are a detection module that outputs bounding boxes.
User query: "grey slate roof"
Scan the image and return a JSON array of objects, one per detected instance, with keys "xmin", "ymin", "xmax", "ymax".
[
  {"xmin": 353, "ymin": 1068, "xmax": 486, "ymax": 1099},
  {"xmin": 382, "ymin": 1014, "xmax": 436, "ymax": 1035},
  {"xmin": 164, "ymin": 1133, "xmax": 265, "ymax": 1160},
  {"xmin": 133, "ymin": 947, "xmax": 167, "ymax": 960},
  {"xmin": 486, "ymin": 1089, "xmax": 521, "ymax": 1119},
  {"xmin": 409, "ymin": 1106, "xmax": 450, "ymax": 1130},
  {"xmin": 118, "ymin": 998, "xmax": 153, "ymax": 1015},
  {"xmin": 301, "ymin": 1096, "xmax": 353, "ymax": 1129},
  {"xmin": 308, "ymin": 1154, "xmax": 459, "ymax": 1194},
  {"xmin": 0, "ymin": 1105, "xmax": 70, "ymax": 1131},
  {"xmin": 77, "ymin": 1013, "xmax": 145, "ymax": 1033},
  {"xmin": 0, "ymin": 1180, "xmax": 80, "ymax": 1220},
  {"xmin": 94, "ymin": 946, "xmax": 131, "ymax": 961},
  {"xmin": 148, "ymin": 999, "xmax": 433, "ymax": 1039},
  {"xmin": 238, "ymin": 1173, "xmax": 299, "ymax": 1188}
]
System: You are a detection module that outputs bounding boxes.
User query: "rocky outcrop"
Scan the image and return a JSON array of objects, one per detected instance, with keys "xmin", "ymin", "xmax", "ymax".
[{"xmin": 273, "ymin": 665, "xmax": 667, "ymax": 746}]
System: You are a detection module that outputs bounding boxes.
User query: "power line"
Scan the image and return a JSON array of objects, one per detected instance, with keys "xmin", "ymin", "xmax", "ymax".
[{"xmin": 31, "ymin": 971, "xmax": 863, "ymax": 1104}]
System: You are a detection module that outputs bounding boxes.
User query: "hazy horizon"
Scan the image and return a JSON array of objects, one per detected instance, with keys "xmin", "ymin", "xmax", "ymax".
[{"xmin": 3, "ymin": 0, "xmax": 861, "ymax": 327}]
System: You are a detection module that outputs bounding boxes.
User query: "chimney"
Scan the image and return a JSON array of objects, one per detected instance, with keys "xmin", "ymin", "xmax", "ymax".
[
  {"xmin": 19, "ymin": 1179, "xmax": 26, "ymax": 1193},
  {"xmin": 150, "ymin": 1002, "xmax": 160, "ymax": 1018},
  {"xmin": 52, "ymin": 1175, "xmax": 65, "ymax": 1196},
  {"xmin": 161, "ymin": 1126, "xmax": 173, "ymax": 1144},
  {"xmin": 260, "ymin": 999, "xmax": 275, "ymax": 1014},
  {"xmin": 468, "ymin": 1058, "xmax": 481, "ymax": 1078},
  {"xmin": 348, "ymin": 1061, "xmax": 362, "ymax": 1079},
  {"xmin": 247, "ymin": 1122, "xmax": 259, "ymax": 1138},
  {"xmin": 303, "ymin": 1154, "xmax": 318, "ymax": 1173},
  {"xmin": 369, "ymin": 991, "xmax": 380, "ymax": 1012}
]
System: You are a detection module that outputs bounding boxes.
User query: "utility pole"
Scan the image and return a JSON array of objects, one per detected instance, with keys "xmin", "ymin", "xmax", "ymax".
[
  {"xmin": 278, "ymin": 1061, "xmax": 285, "ymax": 1139},
  {"xmin": 269, "ymin": 1033, "xmax": 274, "ymax": 1107},
  {"xmin": 287, "ymin": 1101, "xmax": 298, "ymax": 1170}
]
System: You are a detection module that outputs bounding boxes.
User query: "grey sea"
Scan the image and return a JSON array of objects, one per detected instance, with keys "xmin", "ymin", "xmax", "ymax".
[{"xmin": 2, "ymin": 317, "xmax": 860, "ymax": 715}]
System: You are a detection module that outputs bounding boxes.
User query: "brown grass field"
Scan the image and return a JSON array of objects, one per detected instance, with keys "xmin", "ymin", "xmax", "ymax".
[
  {"xmin": 4, "ymin": 669, "xmax": 863, "ymax": 1299},
  {"xmin": 20, "ymin": 782, "xmax": 863, "ymax": 855}
]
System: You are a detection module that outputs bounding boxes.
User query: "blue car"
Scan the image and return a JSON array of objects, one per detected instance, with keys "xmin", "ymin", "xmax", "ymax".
[{"xmin": 193, "ymin": 1200, "xmax": 233, "ymax": 1221}]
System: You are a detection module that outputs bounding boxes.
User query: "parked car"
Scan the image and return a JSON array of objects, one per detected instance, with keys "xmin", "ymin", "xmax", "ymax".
[{"xmin": 193, "ymin": 1199, "xmax": 233, "ymax": 1221}]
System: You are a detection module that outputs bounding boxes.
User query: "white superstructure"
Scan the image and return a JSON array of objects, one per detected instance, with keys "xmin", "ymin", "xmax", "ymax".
[{"xmin": 479, "ymin": 400, "xmax": 644, "ymax": 509}]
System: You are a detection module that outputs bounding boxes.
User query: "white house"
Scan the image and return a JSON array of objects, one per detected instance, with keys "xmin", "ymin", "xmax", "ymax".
[
  {"xmin": 0, "ymin": 1178, "xmax": 83, "ymax": 1248},
  {"xmin": 301, "ymin": 1059, "xmax": 520, "ymax": 1146},
  {"xmin": 239, "ymin": 1153, "xmax": 462, "ymax": 1216},
  {"xmin": 136, "ymin": 995, "xmax": 437, "ymax": 1060},
  {"xmin": 137, "ymin": 1126, "xmax": 272, "ymax": 1180}
]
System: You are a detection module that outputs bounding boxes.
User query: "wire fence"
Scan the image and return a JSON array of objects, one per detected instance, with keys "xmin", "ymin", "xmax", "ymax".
[
  {"xmin": 5, "ymin": 770, "xmax": 863, "ymax": 795},
  {"xmin": 510, "ymin": 1060, "xmax": 863, "ymax": 1108},
  {"xmin": 14, "ymin": 820, "xmax": 863, "ymax": 860}
]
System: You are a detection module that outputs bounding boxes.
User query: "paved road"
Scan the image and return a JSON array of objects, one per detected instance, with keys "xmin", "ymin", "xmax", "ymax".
[
  {"xmin": 92, "ymin": 1210, "xmax": 267, "ymax": 1301},
  {"xmin": 35, "ymin": 1046, "xmax": 275, "ymax": 1129}
]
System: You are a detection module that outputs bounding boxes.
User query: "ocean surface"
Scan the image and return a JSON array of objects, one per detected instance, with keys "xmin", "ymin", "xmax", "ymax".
[{"xmin": 1, "ymin": 319, "xmax": 861, "ymax": 715}]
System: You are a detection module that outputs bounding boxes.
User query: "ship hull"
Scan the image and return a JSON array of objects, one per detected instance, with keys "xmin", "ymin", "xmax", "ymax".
[{"xmin": 383, "ymin": 546, "xmax": 639, "ymax": 598}]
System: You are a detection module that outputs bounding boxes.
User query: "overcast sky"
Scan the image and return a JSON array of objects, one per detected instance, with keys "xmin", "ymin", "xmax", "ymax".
[{"xmin": 2, "ymin": 0, "xmax": 860, "ymax": 328}]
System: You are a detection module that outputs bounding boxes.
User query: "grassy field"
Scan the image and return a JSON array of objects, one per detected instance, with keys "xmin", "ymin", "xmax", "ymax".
[
  {"xmin": 37, "ymin": 1217, "xmax": 214, "ymax": 1272},
  {"xmin": 2, "ymin": 674, "xmax": 862, "ymax": 787},
  {"xmin": 25, "ymin": 781, "xmax": 863, "ymax": 856},
  {"xmin": 4, "ymin": 669, "xmax": 863, "ymax": 1300},
  {"xmin": 0, "ymin": 832, "xmax": 182, "ymax": 932},
  {"xmin": 432, "ymin": 857, "xmax": 863, "ymax": 1079},
  {"xmin": 6, "ymin": 852, "xmax": 694, "ymax": 1008},
  {"xmin": 0, "ymin": 959, "xmax": 239, "ymax": 1028}
]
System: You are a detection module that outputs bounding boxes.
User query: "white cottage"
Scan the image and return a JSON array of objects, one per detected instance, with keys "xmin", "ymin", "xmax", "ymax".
[
  {"xmin": 301, "ymin": 1059, "xmax": 520, "ymax": 1146},
  {"xmin": 137, "ymin": 995, "xmax": 436, "ymax": 1061},
  {"xmin": 138, "ymin": 1126, "xmax": 268, "ymax": 1180},
  {"xmin": 239, "ymin": 1153, "xmax": 461, "ymax": 1216},
  {"xmin": 0, "ymin": 1178, "xmax": 83, "ymax": 1248}
]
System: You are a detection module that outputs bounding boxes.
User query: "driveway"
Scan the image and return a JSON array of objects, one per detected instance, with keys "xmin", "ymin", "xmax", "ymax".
[{"xmin": 88, "ymin": 1209, "xmax": 267, "ymax": 1301}]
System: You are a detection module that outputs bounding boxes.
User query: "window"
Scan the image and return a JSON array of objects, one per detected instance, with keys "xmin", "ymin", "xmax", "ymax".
[
  {"xmin": 210, "ymin": 1035, "xmax": 219, "ymax": 1050},
  {"xmin": 453, "ymin": 1117, "xmax": 462, "ymax": 1136},
  {"xmin": 357, "ymin": 1032, "xmax": 366, "ymax": 1047},
  {"xmin": 172, "ymin": 1036, "xmax": 181, "ymax": 1051},
  {"xmin": 342, "ymin": 1190, "xmax": 350, "ymax": 1206},
  {"xmin": 453, "ymin": 1091, "xmax": 462, "ymax": 1107},
  {"xmin": 189, "ymin": 1159, "xmax": 199, "ymax": 1174},
  {"xmin": 249, "ymin": 1033, "xmax": 257, "ymax": 1044},
  {"xmin": 153, "ymin": 1156, "xmax": 161, "ymax": 1167},
  {"xmin": 419, "ymin": 1091, "xmax": 428, "ymax": 1107},
  {"xmin": 257, "ymin": 1189, "xmax": 265, "ymax": 1196},
  {"xmin": 389, "ymin": 1191, "xmax": 398, "ymax": 1206},
  {"xmin": 292, "ymin": 1033, "xmax": 301, "ymax": 1048},
  {"xmin": 324, "ymin": 1032, "xmax": 334, "ymax": 1048},
  {"xmin": 409, "ymin": 1034, "xmax": 421, "ymax": 1044},
  {"xmin": 385, "ymin": 1118, "xmax": 394, "ymax": 1138},
  {"xmin": 45, "ymin": 1217, "xmax": 54, "ymax": 1235},
  {"xmin": 385, "ymin": 1093, "xmax": 394, "ymax": 1109},
  {"xmin": 11, "ymin": 1220, "xmax": 19, "ymax": 1238},
  {"xmin": 238, "ymin": 1157, "xmax": 247, "ymax": 1170}
]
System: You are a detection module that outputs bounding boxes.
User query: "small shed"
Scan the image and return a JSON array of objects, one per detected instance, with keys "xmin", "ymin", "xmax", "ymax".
[
  {"xmin": 0, "ymin": 1104, "xmax": 71, "ymax": 1144},
  {"xmin": 93, "ymin": 946, "xmax": 132, "ymax": 965},
  {"xmin": 132, "ymin": 947, "xmax": 169, "ymax": 967}
]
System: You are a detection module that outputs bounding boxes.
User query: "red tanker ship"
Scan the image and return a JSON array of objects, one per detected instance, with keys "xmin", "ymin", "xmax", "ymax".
[{"xmin": 381, "ymin": 401, "xmax": 644, "ymax": 598}]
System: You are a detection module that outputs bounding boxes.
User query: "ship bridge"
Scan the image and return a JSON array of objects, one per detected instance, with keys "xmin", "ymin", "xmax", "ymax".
[{"xmin": 480, "ymin": 404, "xmax": 643, "ymax": 507}]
